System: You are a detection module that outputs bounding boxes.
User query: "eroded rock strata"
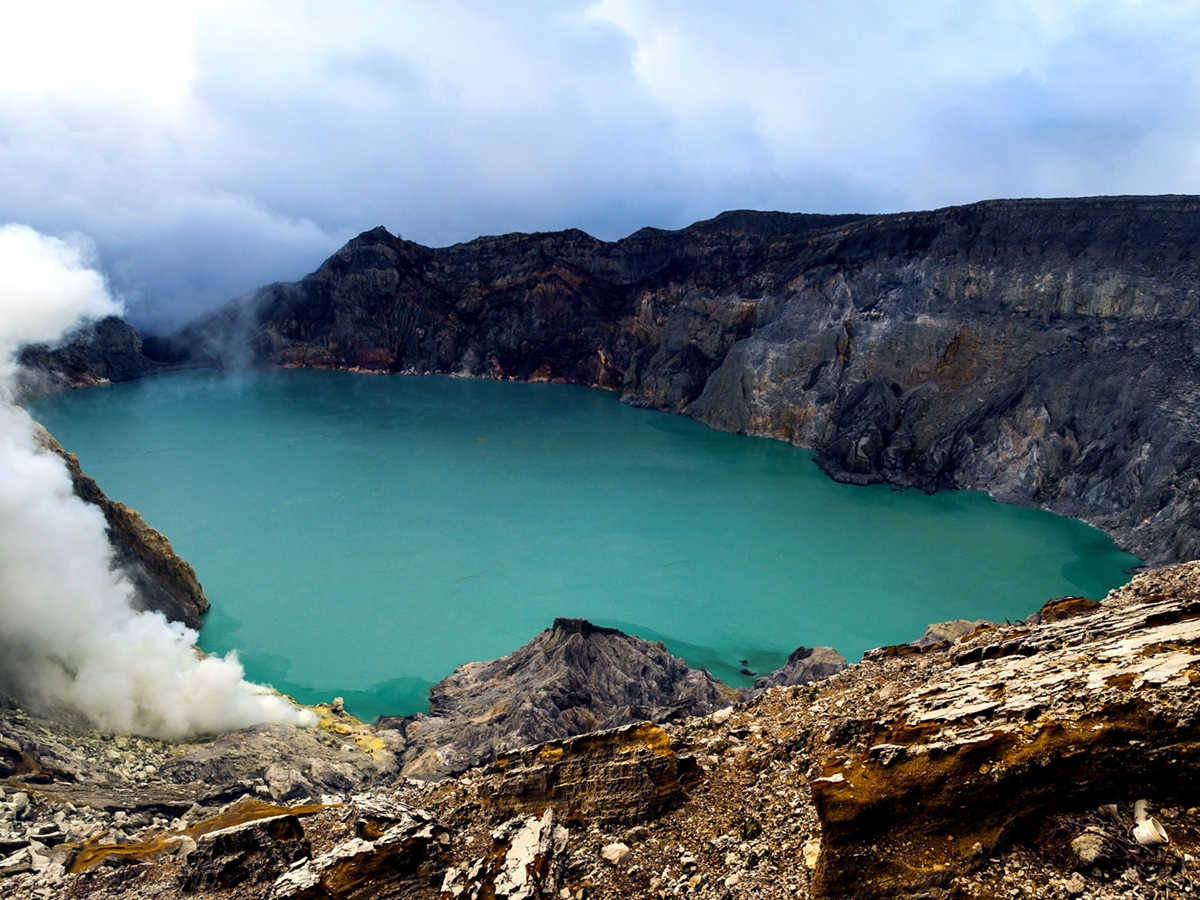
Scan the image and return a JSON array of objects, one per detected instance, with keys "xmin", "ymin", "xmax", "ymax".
[
  {"xmin": 146, "ymin": 196, "xmax": 1200, "ymax": 565},
  {"xmin": 4, "ymin": 565, "xmax": 1200, "ymax": 899},
  {"xmin": 11, "ymin": 198, "xmax": 1200, "ymax": 898}
]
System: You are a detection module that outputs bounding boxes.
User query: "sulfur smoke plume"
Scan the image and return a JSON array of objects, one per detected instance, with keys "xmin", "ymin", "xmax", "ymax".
[{"xmin": 0, "ymin": 224, "xmax": 315, "ymax": 739}]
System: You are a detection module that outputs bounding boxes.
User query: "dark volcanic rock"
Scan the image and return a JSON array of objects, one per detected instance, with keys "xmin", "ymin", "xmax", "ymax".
[
  {"xmin": 159, "ymin": 197, "xmax": 1200, "ymax": 565},
  {"xmin": 379, "ymin": 618, "xmax": 734, "ymax": 780},
  {"xmin": 15, "ymin": 316, "xmax": 163, "ymax": 399},
  {"xmin": 180, "ymin": 813, "xmax": 310, "ymax": 893}
]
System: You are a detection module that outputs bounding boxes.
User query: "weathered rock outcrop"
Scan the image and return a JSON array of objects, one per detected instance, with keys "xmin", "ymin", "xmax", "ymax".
[
  {"xmin": 380, "ymin": 618, "xmax": 734, "ymax": 780},
  {"xmin": 269, "ymin": 798, "xmax": 449, "ymax": 900},
  {"xmin": 8, "ymin": 566, "xmax": 1200, "ymax": 898},
  {"xmin": 15, "ymin": 316, "xmax": 164, "ymax": 400},
  {"xmin": 474, "ymin": 722, "xmax": 686, "ymax": 827},
  {"xmin": 32, "ymin": 425, "xmax": 209, "ymax": 629},
  {"xmin": 153, "ymin": 197, "xmax": 1200, "ymax": 565},
  {"xmin": 742, "ymin": 646, "xmax": 848, "ymax": 699},
  {"xmin": 810, "ymin": 561, "xmax": 1200, "ymax": 898}
]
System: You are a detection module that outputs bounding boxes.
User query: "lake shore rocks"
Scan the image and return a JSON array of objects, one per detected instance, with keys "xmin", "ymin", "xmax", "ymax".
[
  {"xmin": 740, "ymin": 646, "xmax": 848, "ymax": 699},
  {"xmin": 33, "ymin": 425, "xmax": 210, "ymax": 629},
  {"xmin": 15, "ymin": 315, "xmax": 167, "ymax": 401},
  {"xmin": 378, "ymin": 618, "xmax": 735, "ymax": 780},
  {"xmin": 4, "ymin": 564, "xmax": 1200, "ymax": 898}
]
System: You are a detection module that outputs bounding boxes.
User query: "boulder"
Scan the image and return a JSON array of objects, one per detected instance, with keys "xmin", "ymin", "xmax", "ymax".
[
  {"xmin": 742, "ymin": 646, "xmax": 848, "ymax": 699},
  {"xmin": 270, "ymin": 803, "xmax": 446, "ymax": 900},
  {"xmin": 180, "ymin": 814, "xmax": 309, "ymax": 893}
]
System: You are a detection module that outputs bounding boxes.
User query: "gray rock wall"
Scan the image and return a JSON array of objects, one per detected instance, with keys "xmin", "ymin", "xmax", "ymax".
[{"xmin": 86, "ymin": 197, "xmax": 1200, "ymax": 564}]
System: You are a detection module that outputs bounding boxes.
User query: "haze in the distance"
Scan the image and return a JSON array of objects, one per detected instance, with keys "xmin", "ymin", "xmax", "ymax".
[{"xmin": 2, "ymin": 1, "xmax": 1199, "ymax": 330}]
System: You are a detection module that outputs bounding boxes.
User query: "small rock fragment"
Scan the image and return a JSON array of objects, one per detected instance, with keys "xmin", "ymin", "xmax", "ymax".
[
  {"xmin": 1063, "ymin": 872, "xmax": 1087, "ymax": 896},
  {"xmin": 600, "ymin": 842, "xmax": 630, "ymax": 867},
  {"xmin": 1071, "ymin": 832, "xmax": 1109, "ymax": 867},
  {"xmin": 624, "ymin": 826, "xmax": 649, "ymax": 845}
]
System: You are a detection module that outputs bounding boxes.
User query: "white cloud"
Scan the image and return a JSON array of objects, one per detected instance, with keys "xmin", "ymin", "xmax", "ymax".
[
  {"xmin": 0, "ymin": 0, "xmax": 201, "ymax": 110},
  {"xmin": 0, "ymin": 225, "xmax": 119, "ymax": 380},
  {"xmin": 1, "ymin": 1, "xmax": 1200, "ymax": 326}
]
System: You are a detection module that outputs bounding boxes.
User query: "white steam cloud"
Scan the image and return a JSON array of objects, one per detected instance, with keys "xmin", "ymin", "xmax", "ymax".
[{"xmin": 0, "ymin": 224, "xmax": 315, "ymax": 739}]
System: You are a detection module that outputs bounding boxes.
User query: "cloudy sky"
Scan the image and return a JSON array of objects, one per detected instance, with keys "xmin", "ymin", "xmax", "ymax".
[{"xmin": 3, "ymin": 0, "xmax": 1199, "ymax": 330}]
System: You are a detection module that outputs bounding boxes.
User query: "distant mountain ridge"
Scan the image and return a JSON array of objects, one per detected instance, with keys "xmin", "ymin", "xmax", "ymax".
[{"xmin": 29, "ymin": 196, "xmax": 1200, "ymax": 565}]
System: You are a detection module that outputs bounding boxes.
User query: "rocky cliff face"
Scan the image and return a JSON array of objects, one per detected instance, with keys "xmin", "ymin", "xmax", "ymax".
[
  {"xmin": 158, "ymin": 196, "xmax": 1200, "ymax": 565},
  {"xmin": 32, "ymin": 426, "xmax": 209, "ymax": 629},
  {"xmin": 15, "ymin": 316, "xmax": 165, "ymax": 400}
]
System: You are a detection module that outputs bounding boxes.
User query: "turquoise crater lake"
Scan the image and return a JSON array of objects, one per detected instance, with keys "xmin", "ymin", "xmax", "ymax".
[{"xmin": 28, "ymin": 370, "xmax": 1139, "ymax": 721}]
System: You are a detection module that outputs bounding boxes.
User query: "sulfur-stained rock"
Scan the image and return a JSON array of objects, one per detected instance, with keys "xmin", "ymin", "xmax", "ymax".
[
  {"xmin": 810, "ymin": 562, "xmax": 1200, "ymax": 899},
  {"xmin": 1036, "ymin": 595, "xmax": 1103, "ymax": 623},
  {"xmin": 475, "ymin": 723, "xmax": 685, "ymax": 827},
  {"xmin": 180, "ymin": 814, "xmax": 309, "ymax": 893},
  {"xmin": 270, "ymin": 802, "xmax": 446, "ymax": 900}
]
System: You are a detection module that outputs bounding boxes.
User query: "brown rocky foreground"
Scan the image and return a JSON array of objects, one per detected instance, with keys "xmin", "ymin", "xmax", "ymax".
[{"xmin": 1, "ymin": 562, "xmax": 1199, "ymax": 899}]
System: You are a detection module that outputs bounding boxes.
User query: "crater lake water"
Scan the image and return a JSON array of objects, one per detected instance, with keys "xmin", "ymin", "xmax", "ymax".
[{"xmin": 27, "ymin": 370, "xmax": 1140, "ymax": 721}]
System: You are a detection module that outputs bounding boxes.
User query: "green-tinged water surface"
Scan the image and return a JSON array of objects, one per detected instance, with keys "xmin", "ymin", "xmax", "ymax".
[{"xmin": 27, "ymin": 370, "xmax": 1140, "ymax": 720}]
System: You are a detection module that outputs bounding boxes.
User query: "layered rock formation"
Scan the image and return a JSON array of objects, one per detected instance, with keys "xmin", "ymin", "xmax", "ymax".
[
  {"xmin": 811, "ymin": 561, "xmax": 1200, "ymax": 898},
  {"xmin": 143, "ymin": 196, "xmax": 1200, "ymax": 565},
  {"xmin": 379, "ymin": 618, "xmax": 735, "ymax": 779}
]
